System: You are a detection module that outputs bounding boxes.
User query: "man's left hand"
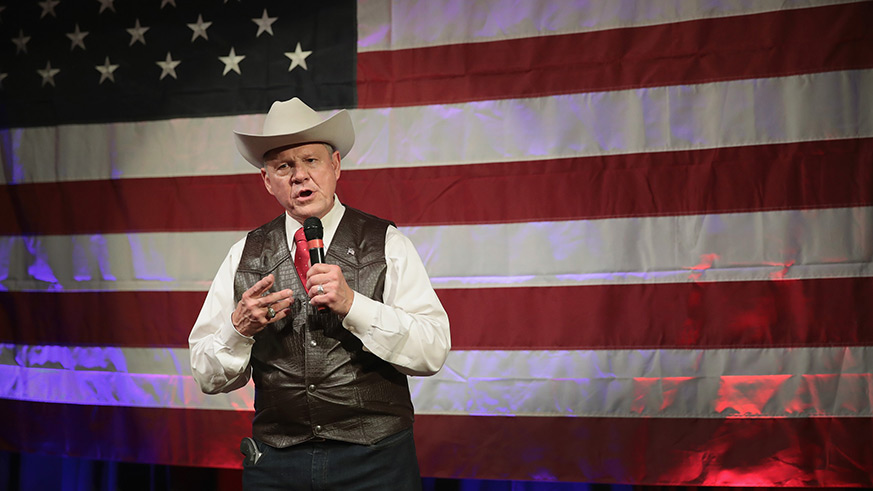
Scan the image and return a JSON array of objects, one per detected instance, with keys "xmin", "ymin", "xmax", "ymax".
[{"xmin": 306, "ymin": 263, "xmax": 354, "ymax": 315}]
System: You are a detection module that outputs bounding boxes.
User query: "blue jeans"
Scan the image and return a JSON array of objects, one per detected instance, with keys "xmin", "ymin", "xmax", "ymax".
[{"xmin": 242, "ymin": 427, "xmax": 422, "ymax": 490}]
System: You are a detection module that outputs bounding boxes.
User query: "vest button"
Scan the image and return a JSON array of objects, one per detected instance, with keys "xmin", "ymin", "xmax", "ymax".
[
  {"xmin": 314, "ymin": 425, "xmax": 322, "ymax": 433},
  {"xmin": 308, "ymin": 384, "xmax": 316, "ymax": 392},
  {"xmin": 310, "ymin": 340, "xmax": 317, "ymax": 347}
]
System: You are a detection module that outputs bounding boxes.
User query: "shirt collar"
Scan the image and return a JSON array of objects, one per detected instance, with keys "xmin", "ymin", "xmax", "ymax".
[{"xmin": 284, "ymin": 196, "xmax": 345, "ymax": 252}]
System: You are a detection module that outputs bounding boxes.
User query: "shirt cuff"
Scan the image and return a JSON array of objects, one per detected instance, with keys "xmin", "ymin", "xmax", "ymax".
[
  {"xmin": 218, "ymin": 316, "xmax": 256, "ymax": 351},
  {"xmin": 342, "ymin": 291, "xmax": 378, "ymax": 338}
]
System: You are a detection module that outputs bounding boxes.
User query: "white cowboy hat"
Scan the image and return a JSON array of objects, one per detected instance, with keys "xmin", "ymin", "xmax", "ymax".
[{"xmin": 233, "ymin": 98, "xmax": 355, "ymax": 168}]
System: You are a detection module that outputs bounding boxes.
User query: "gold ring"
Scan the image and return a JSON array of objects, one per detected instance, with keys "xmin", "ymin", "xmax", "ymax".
[{"xmin": 266, "ymin": 306, "xmax": 276, "ymax": 320}]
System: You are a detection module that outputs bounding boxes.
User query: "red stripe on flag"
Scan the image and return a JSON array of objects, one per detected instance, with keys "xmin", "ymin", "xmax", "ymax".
[
  {"xmin": 0, "ymin": 399, "xmax": 869, "ymax": 485},
  {"xmin": 2, "ymin": 138, "xmax": 870, "ymax": 235},
  {"xmin": 0, "ymin": 173, "xmax": 283, "ymax": 236},
  {"xmin": 445, "ymin": 277, "xmax": 873, "ymax": 350},
  {"xmin": 0, "ymin": 291, "xmax": 204, "ymax": 347},
  {"xmin": 339, "ymin": 138, "xmax": 873, "ymax": 227},
  {"xmin": 3, "ymin": 277, "xmax": 871, "ymax": 349},
  {"xmin": 414, "ymin": 414, "xmax": 873, "ymax": 485},
  {"xmin": 357, "ymin": 3, "xmax": 873, "ymax": 107},
  {"xmin": 0, "ymin": 399, "xmax": 250, "ymax": 469}
]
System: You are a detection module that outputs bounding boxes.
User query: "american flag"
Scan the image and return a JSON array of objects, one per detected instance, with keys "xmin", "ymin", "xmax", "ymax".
[{"xmin": 1, "ymin": 0, "xmax": 872, "ymax": 486}]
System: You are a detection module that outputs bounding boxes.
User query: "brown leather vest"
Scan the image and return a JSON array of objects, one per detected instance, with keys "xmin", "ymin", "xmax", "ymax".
[{"xmin": 233, "ymin": 207, "xmax": 413, "ymax": 447}]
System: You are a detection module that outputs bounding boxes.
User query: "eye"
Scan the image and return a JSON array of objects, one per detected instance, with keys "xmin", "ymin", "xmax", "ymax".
[{"xmin": 272, "ymin": 163, "xmax": 291, "ymax": 175}]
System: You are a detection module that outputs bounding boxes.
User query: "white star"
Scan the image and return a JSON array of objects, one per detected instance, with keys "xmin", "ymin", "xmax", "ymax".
[
  {"xmin": 284, "ymin": 42, "xmax": 312, "ymax": 72},
  {"xmin": 218, "ymin": 47, "xmax": 245, "ymax": 75},
  {"xmin": 252, "ymin": 9, "xmax": 277, "ymax": 37},
  {"xmin": 38, "ymin": 61, "xmax": 61, "ymax": 87},
  {"xmin": 39, "ymin": 0, "xmax": 60, "ymax": 19},
  {"xmin": 126, "ymin": 19, "xmax": 149, "ymax": 46},
  {"xmin": 66, "ymin": 24, "xmax": 89, "ymax": 51},
  {"xmin": 187, "ymin": 14, "xmax": 212, "ymax": 42},
  {"xmin": 160, "ymin": 0, "xmax": 176, "ymax": 8},
  {"xmin": 97, "ymin": 0, "xmax": 115, "ymax": 14},
  {"xmin": 13, "ymin": 30, "xmax": 31, "ymax": 54},
  {"xmin": 95, "ymin": 56, "xmax": 119, "ymax": 84},
  {"xmin": 0, "ymin": 72, "xmax": 7, "ymax": 89},
  {"xmin": 156, "ymin": 52, "xmax": 181, "ymax": 80}
]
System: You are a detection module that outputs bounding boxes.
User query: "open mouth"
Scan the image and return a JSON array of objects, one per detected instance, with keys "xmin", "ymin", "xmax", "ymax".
[{"xmin": 298, "ymin": 189, "xmax": 314, "ymax": 199}]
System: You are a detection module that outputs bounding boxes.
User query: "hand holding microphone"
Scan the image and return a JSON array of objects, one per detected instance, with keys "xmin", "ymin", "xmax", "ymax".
[
  {"xmin": 303, "ymin": 217, "xmax": 354, "ymax": 315},
  {"xmin": 303, "ymin": 217, "xmax": 326, "ymax": 265},
  {"xmin": 304, "ymin": 217, "xmax": 328, "ymax": 313}
]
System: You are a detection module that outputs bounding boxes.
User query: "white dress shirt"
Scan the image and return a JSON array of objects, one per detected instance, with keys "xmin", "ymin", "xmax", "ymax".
[{"xmin": 189, "ymin": 198, "xmax": 451, "ymax": 395}]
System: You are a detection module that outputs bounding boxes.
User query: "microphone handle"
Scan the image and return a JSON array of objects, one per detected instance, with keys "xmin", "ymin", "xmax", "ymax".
[
  {"xmin": 306, "ymin": 242, "xmax": 328, "ymax": 313},
  {"xmin": 310, "ymin": 247, "xmax": 326, "ymax": 265}
]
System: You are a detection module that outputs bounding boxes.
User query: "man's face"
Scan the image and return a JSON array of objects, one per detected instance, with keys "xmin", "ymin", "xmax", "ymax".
[{"xmin": 261, "ymin": 142, "xmax": 341, "ymax": 224}]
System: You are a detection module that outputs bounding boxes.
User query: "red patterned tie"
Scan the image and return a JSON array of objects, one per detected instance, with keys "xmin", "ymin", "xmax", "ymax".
[{"xmin": 293, "ymin": 227, "xmax": 310, "ymax": 286}]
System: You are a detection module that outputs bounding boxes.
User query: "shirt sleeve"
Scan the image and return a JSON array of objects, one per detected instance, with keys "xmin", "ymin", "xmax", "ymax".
[
  {"xmin": 188, "ymin": 236, "xmax": 256, "ymax": 394},
  {"xmin": 341, "ymin": 225, "xmax": 452, "ymax": 376}
]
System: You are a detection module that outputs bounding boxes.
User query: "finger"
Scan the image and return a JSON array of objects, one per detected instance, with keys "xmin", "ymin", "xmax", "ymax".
[
  {"xmin": 267, "ymin": 307, "xmax": 292, "ymax": 323},
  {"xmin": 306, "ymin": 263, "xmax": 327, "ymax": 274},
  {"xmin": 309, "ymin": 292, "xmax": 330, "ymax": 311},
  {"xmin": 259, "ymin": 288, "xmax": 294, "ymax": 306},
  {"xmin": 306, "ymin": 269, "xmax": 336, "ymax": 290},
  {"xmin": 305, "ymin": 263, "xmax": 336, "ymax": 281},
  {"xmin": 308, "ymin": 283, "xmax": 327, "ymax": 298},
  {"xmin": 244, "ymin": 274, "xmax": 275, "ymax": 298},
  {"xmin": 263, "ymin": 297, "xmax": 295, "ymax": 321},
  {"xmin": 270, "ymin": 297, "xmax": 295, "ymax": 312}
]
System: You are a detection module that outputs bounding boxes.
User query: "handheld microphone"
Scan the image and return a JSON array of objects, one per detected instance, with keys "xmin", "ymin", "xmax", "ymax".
[
  {"xmin": 303, "ymin": 217, "xmax": 328, "ymax": 313},
  {"xmin": 303, "ymin": 217, "xmax": 326, "ymax": 264}
]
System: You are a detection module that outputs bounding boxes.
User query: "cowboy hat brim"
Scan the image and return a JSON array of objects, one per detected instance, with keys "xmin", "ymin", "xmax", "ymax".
[{"xmin": 233, "ymin": 101, "xmax": 354, "ymax": 168}]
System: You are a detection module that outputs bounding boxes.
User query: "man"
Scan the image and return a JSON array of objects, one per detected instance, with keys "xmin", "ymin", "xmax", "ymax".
[{"xmin": 189, "ymin": 98, "xmax": 451, "ymax": 490}]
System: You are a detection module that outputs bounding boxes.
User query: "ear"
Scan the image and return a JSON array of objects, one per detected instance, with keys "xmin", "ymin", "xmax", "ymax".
[
  {"xmin": 331, "ymin": 150, "xmax": 341, "ymax": 180},
  {"xmin": 260, "ymin": 167, "xmax": 276, "ymax": 196}
]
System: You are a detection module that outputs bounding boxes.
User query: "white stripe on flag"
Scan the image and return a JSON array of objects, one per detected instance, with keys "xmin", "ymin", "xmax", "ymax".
[
  {"xmin": 357, "ymin": 0, "xmax": 859, "ymax": 51},
  {"xmin": 5, "ymin": 69, "xmax": 871, "ymax": 184},
  {"xmin": 2, "ymin": 206, "xmax": 870, "ymax": 292},
  {"xmin": 2, "ymin": 343, "xmax": 871, "ymax": 418}
]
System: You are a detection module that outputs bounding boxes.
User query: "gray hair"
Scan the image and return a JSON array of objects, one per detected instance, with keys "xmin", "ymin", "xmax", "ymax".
[{"xmin": 260, "ymin": 142, "xmax": 337, "ymax": 168}]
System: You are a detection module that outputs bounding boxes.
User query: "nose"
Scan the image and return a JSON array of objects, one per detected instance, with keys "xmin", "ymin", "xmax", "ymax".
[{"xmin": 291, "ymin": 167, "xmax": 309, "ymax": 184}]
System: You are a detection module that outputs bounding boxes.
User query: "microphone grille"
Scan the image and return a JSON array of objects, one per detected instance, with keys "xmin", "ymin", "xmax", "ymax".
[{"xmin": 303, "ymin": 217, "xmax": 323, "ymax": 240}]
